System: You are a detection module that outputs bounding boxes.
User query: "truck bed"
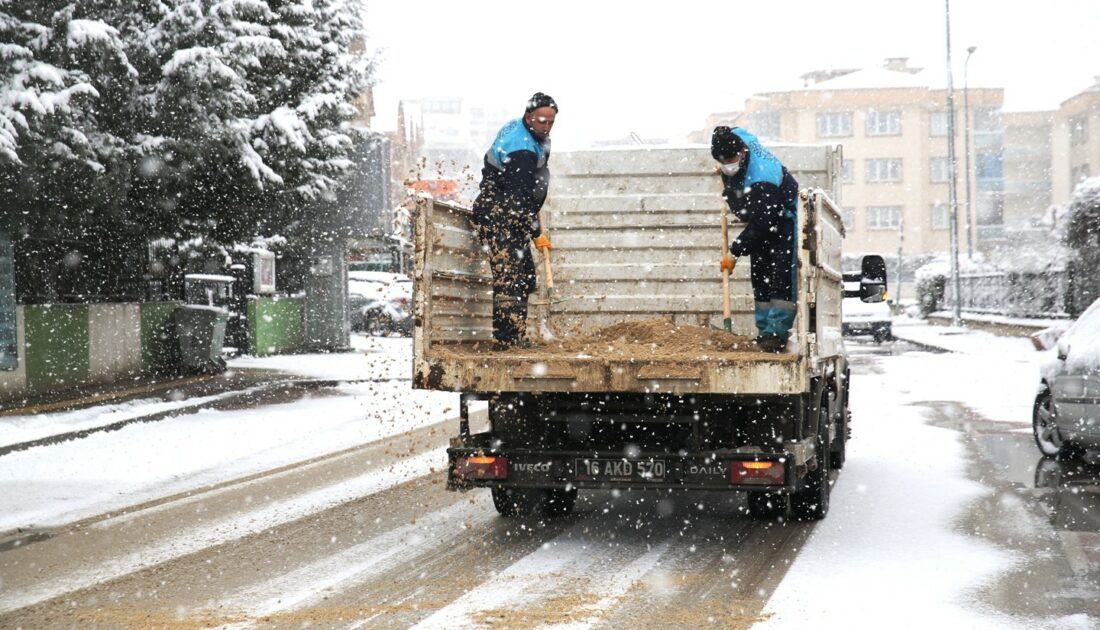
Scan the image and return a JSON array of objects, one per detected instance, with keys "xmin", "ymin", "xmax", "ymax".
[
  {"xmin": 417, "ymin": 316, "xmax": 804, "ymax": 394},
  {"xmin": 412, "ymin": 145, "xmax": 844, "ymax": 397}
]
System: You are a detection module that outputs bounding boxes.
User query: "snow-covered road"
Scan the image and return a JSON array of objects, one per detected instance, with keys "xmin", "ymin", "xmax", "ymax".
[{"xmin": 0, "ymin": 328, "xmax": 1096, "ymax": 628}]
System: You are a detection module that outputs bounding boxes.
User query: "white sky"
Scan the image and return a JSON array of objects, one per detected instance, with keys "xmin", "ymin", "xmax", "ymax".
[{"xmin": 363, "ymin": 0, "xmax": 1100, "ymax": 149}]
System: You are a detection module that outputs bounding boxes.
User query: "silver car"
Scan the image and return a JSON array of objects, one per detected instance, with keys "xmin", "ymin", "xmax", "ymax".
[{"xmin": 1034, "ymin": 297, "xmax": 1100, "ymax": 459}]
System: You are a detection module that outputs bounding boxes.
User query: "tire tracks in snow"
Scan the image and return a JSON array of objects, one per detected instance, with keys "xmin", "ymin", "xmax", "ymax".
[{"xmin": 0, "ymin": 414, "xmax": 463, "ymax": 616}]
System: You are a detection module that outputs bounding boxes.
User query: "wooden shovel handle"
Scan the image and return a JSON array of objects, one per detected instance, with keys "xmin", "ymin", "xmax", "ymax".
[
  {"xmin": 542, "ymin": 248, "xmax": 554, "ymax": 290},
  {"xmin": 538, "ymin": 209, "xmax": 554, "ymax": 290},
  {"xmin": 721, "ymin": 200, "xmax": 731, "ymax": 322}
]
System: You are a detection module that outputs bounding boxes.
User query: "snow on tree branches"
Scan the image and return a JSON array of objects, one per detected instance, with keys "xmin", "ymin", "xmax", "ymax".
[{"xmin": 0, "ymin": 0, "xmax": 374, "ymax": 243}]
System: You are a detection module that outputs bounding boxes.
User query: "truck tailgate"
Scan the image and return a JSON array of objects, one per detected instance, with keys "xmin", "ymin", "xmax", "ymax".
[{"xmin": 415, "ymin": 344, "xmax": 804, "ymax": 394}]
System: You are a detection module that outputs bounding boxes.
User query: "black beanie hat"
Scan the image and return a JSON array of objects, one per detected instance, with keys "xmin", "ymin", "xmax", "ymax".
[
  {"xmin": 525, "ymin": 92, "xmax": 558, "ymax": 113},
  {"xmin": 711, "ymin": 126, "xmax": 745, "ymax": 161}
]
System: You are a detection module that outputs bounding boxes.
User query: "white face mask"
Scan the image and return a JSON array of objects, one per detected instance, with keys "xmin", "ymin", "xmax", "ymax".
[{"xmin": 720, "ymin": 160, "xmax": 741, "ymax": 177}]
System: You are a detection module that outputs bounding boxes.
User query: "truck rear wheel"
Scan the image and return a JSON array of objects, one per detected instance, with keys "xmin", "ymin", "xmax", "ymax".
[
  {"xmin": 746, "ymin": 492, "xmax": 788, "ymax": 519},
  {"xmin": 829, "ymin": 384, "xmax": 847, "ymax": 470},
  {"xmin": 544, "ymin": 488, "xmax": 577, "ymax": 516},
  {"xmin": 791, "ymin": 394, "xmax": 832, "ymax": 521},
  {"xmin": 491, "ymin": 487, "xmax": 545, "ymax": 517}
]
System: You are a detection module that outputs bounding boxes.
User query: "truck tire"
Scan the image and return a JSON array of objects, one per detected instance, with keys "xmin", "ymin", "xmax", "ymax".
[
  {"xmin": 544, "ymin": 488, "xmax": 578, "ymax": 516},
  {"xmin": 491, "ymin": 487, "xmax": 545, "ymax": 517},
  {"xmin": 746, "ymin": 492, "xmax": 787, "ymax": 519},
  {"xmin": 872, "ymin": 326, "xmax": 888, "ymax": 344},
  {"xmin": 829, "ymin": 385, "xmax": 847, "ymax": 470},
  {"xmin": 791, "ymin": 394, "xmax": 832, "ymax": 521}
]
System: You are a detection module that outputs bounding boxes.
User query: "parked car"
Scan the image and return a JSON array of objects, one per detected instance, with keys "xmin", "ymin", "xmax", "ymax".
[
  {"xmin": 1033, "ymin": 297, "xmax": 1100, "ymax": 460},
  {"xmin": 348, "ymin": 271, "xmax": 412, "ymax": 336},
  {"xmin": 842, "ymin": 289, "xmax": 893, "ymax": 343}
]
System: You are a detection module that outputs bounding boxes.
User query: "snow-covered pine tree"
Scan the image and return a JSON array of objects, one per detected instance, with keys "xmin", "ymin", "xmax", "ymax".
[
  {"xmin": 3, "ymin": 0, "xmax": 374, "ymax": 245},
  {"xmin": 141, "ymin": 0, "xmax": 372, "ymax": 243},
  {"xmin": 0, "ymin": 1, "xmax": 137, "ymax": 238}
]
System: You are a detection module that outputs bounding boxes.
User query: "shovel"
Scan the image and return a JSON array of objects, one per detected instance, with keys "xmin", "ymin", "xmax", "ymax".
[
  {"xmin": 531, "ymin": 212, "xmax": 569, "ymax": 340},
  {"xmin": 717, "ymin": 196, "xmax": 734, "ymax": 334},
  {"xmin": 720, "ymin": 202, "xmax": 733, "ymax": 332},
  {"xmin": 530, "ymin": 218, "xmax": 568, "ymax": 307}
]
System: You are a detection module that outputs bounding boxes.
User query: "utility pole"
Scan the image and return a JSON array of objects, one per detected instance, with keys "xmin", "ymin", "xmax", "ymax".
[
  {"xmin": 963, "ymin": 46, "xmax": 977, "ymax": 260},
  {"xmin": 944, "ymin": 0, "xmax": 963, "ymax": 327},
  {"xmin": 896, "ymin": 215, "xmax": 904, "ymax": 307}
]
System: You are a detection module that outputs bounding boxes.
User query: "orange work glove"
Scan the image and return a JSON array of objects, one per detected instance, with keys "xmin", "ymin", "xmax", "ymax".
[
  {"xmin": 534, "ymin": 234, "xmax": 552, "ymax": 251},
  {"xmin": 720, "ymin": 255, "xmax": 736, "ymax": 273}
]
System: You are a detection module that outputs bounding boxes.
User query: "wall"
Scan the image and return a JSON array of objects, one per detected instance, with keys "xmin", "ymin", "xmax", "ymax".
[
  {"xmin": 0, "ymin": 297, "xmax": 308, "ymax": 402},
  {"xmin": 24, "ymin": 304, "xmax": 90, "ymax": 391},
  {"xmin": 88, "ymin": 303, "xmax": 142, "ymax": 382}
]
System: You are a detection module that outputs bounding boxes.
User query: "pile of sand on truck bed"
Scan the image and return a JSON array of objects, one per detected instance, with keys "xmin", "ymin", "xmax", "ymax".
[{"xmin": 437, "ymin": 318, "xmax": 767, "ymax": 360}]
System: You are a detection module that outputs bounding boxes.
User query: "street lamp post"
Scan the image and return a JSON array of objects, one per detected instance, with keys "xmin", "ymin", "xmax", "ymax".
[
  {"xmin": 896, "ymin": 215, "xmax": 904, "ymax": 306},
  {"xmin": 963, "ymin": 46, "xmax": 977, "ymax": 260},
  {"xmin": 944, "ymin": 0, "xmax": 963, "ymax": 327}
]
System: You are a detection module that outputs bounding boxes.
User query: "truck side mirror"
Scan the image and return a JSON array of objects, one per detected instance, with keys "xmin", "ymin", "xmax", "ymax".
[{"xmin": 859, "ymin": 255, "xmax": 888, "ymax": 303}]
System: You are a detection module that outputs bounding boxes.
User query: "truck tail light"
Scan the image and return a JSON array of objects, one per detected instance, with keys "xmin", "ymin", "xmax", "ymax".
[
  {"xmin": 730, "ymin": 460, "xmax": 785, "ymax": 485},
  {"xmin": 454, "ymin": 455, "xmax": 508, "ymax": 480}
]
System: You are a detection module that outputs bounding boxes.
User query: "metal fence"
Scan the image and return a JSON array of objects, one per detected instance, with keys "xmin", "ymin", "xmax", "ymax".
[{"xmin": 941, "ymin": 270, "xmax": 1072, "ymax": 318}]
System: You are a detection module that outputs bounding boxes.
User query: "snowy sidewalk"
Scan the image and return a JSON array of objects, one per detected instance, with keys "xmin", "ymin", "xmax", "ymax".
[
  {"xmin": 0, "ymin": 336, "xmax": 459, "ymax": 533},
  {"xmin": 889, "ymin": 316, "xmax": 1042, "ymax": 357},
  {"xmin": 0, "ymin": 336, "xmax": 409, "ymax": 451}
]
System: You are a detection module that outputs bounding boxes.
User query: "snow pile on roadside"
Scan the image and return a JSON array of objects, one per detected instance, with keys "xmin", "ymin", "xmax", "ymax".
[
  {"xmin": 228, "ymin": 335, "xmax": 409, "ymax": 381},
  {"xmin": 0, "ymin": 389, "xmax": 255, "ymax": 449}
]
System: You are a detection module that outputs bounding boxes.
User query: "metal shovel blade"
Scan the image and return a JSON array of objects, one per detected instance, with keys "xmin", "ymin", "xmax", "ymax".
[{"xmin": 529, "ymin": 286, "xmax": 572, "ymax": 306}]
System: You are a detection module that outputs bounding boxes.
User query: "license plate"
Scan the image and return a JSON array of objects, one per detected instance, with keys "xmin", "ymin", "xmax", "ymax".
[{"xmin": 574, "ymin": 458, "xmax": 667, "ymax": 482}]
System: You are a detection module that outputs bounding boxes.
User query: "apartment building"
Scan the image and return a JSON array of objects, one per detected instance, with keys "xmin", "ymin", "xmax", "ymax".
[
  {"xmin": 1052, "ymin": 78, "xmax": 1100, "ymax": 205},
  {"xmin": 1002, "ymin": 111, "xmax": 1054, "ymax": 236},
  {"xmin": 734, "ymin": 59, "xmax": 1004, "ymax": 260}
]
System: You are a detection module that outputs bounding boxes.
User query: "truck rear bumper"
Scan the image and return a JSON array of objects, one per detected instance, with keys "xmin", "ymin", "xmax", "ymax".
[{"xmin": 447, "ymin": 435, "xmax": 796, "ymax": 493}]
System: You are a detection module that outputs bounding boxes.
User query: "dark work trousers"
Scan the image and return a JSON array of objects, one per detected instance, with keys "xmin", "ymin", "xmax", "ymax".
[
  {"xmin": 744, "ymin": 216, "xmax": 797, "ymax": 306},
  {"xmin": 476, "ymin": 221, "xmax": 536, "ymax": 344}
]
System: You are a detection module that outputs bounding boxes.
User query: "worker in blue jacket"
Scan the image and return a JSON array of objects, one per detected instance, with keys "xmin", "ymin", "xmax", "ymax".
[
  {"xmin": 473, "ymin": 92, "xmax": 557, "ymax": 349},
  {"xmin": 712, "ymin": 126, "xmax": 800, "ymax": 352}
]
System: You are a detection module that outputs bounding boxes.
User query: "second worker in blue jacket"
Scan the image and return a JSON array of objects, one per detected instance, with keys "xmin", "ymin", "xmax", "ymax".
[
  {"xmin": 712, "ymin": 126, "xmax": 800, "ymax": 353},
  {"xmin": 473, "ymin": 92, "xmax": 558, "ymax": 350}
]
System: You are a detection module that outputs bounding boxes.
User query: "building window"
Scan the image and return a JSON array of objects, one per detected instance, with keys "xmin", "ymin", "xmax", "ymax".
[
  {"xmin": 973, "ymin": 107, "xmax": 1003, "ymax": 132},
  {"xmin": 975, "ymin": 151, "xmax": 1003, "ymax": 180},
  {"xmin": 842, "ymin": 159, "xmax": 854, "ymax": 183},
  {"xmin": 930, "ymin": 157, "xmax": 951, "ymax": 183},
  {"xmin": 842, "ymin": 207, "xmax": 855, "ymax": 232},
  {"xmin": 422, "ymin": 99, "xmax": 462, "ymax": 114},
  {"xmin": 930, "ymin": 111, "xmax": 949, "ymax": 137},
  {"xmin": 866, "ymin": 158, "xmax": 902, "ymax": 183},
  {"xmin": 1070, "ymin": 114, "xmax": 1089, "ymax": 147},
  {"xmin": 751, "ymin": 111, "xmax": 781, "ymax": 140},
  {"xmin": 931, "ymin": 202, "xmax": 950, "ymax": 230},
  {"xmin": 867, "ymin": 206, "xmax": 902, "ymax": 230},
  {"xmin": 866, "ymin": 110, "xmax": 902, "ymax": 136},
  {"xmin": 817, "ymin": 112, "xmax": 852, "ymax": 137}
]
